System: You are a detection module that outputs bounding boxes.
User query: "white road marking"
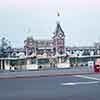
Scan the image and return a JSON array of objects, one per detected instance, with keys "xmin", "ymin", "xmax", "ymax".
[
  {"xmin": 61, "ymin": 81, "xmax": 99, "ymax": 86},
  {"xmin": 74, "ymin": 75, "xmax": 100, "ymax": 81}
]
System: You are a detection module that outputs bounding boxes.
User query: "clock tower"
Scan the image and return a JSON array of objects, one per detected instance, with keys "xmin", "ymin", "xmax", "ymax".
[{"xmin": 53, "ymin": 12, "xmax": 65, "ymax": 55}]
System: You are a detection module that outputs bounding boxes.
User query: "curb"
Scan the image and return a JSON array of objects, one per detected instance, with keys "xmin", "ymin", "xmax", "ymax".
[{"xmin": 0, "ymin": 72, "xmax": 98, "ymax": 80}]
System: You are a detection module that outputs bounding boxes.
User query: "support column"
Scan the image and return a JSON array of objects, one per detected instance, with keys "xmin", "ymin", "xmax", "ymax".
[
  {"xmin": 1, "ymin": 60, "xmax": 3, "ymax": 70},
  {"xmin": 5, "ymin": 60, "xmax": 10, "ymax": 70},
  {"xmin": 59, "ymin": 57, "xmax": 62, "ymax": 63}
]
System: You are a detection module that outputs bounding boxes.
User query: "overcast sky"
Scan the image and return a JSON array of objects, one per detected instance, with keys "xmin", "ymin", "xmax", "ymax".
[{"xmin": 0, "ymin": 0, "xmax": 100, "ymax": 47}]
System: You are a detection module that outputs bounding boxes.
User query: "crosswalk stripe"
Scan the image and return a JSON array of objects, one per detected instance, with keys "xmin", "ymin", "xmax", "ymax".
[
  {"xmin": 74, "ymin": 75, "xmax": 100, "ymax": 81},
  {"xmin": 61, "ymin": 81, "xmax": 99, "ymax": 86}
]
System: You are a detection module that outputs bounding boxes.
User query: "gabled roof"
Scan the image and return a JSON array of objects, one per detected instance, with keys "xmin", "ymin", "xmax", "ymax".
[{"xmin": 54, "ymin": 22, "xmax": 64, "ymax": 37}]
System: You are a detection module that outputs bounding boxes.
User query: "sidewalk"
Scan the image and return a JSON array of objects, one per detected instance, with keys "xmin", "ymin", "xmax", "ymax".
[{"xmin": 0, "ymin": 67, "xmax": 96, "ymax": 79}]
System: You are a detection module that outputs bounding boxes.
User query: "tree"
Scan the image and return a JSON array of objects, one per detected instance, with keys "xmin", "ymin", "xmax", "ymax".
[{"xmin": 0, "ymin": 37, "xmax": 12, "ymax": 57}]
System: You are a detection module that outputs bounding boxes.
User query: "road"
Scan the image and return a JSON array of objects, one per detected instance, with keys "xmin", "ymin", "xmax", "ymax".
[{"xmin": 0, "ymin": 74, "xmax": 100, "ymax": 100}]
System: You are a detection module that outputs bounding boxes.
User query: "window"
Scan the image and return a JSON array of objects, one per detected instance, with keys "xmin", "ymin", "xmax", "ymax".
[
  {"xmin": 31, "ymin": 58, "xmax": 36, "ymax": 64},
  {"xmin": 38, "ymin": 59, "xmax": 49, "ymax": 64}
]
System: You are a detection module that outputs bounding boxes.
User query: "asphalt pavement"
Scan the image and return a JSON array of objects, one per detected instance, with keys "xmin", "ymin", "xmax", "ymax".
[
  {"xmin": 0, "ymin": 67, "xmax": 94, "ymax": 79},
  {"xmin": 0, "ymin": 74, "xmax": 100, "ymax": 100}
]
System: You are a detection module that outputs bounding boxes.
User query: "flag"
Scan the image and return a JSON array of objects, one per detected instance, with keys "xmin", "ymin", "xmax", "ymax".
[{"xmin": 57, "ymin": 12, "xmax": 60, "ymax": 16}]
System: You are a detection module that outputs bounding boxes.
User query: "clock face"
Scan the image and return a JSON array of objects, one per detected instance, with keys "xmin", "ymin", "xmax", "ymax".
[
  {"xmin": 58, "ymin": 33, "xmax": 64, "ymax": 39},
  {"xmin": 59, "ymin": 34, "xmax": 62, "ymax": 37}
]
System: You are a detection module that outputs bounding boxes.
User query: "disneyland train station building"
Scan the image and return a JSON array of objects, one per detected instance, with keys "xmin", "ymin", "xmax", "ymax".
[
  {"xmin": 0, "ymin": 18, "xmax": 100, "ymax": 70},
  {"xmin": 0, "ymin": 21, "xmax": 68, "ymax": 70}
]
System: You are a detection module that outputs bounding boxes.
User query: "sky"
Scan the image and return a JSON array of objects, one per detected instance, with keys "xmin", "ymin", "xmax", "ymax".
[{"xmin": 0, "ymin": 0, "xmax": 100, "ymax": 47}]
